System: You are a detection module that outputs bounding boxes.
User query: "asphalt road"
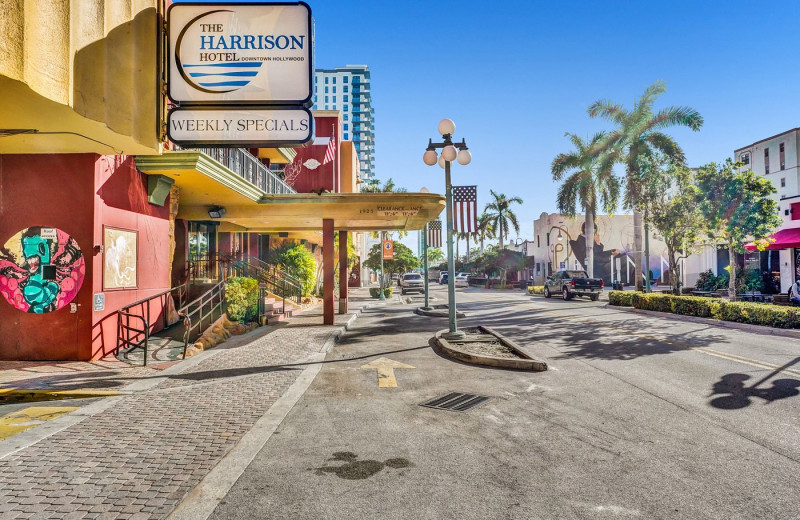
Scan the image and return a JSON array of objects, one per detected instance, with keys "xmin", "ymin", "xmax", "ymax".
[{"xmin": 210, "ymin": 285, "xmax": 800, "ymax": 520}]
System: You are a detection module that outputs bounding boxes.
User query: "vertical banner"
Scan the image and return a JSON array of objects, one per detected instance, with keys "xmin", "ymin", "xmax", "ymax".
[
  {"xmin": 452, "ymin": 185, "xmax": 478, "ymax": 233},
  {"xmin": 428, "ymin": 220, "xmax": 442, "ymax": 248},
  {"xmin": 382, "ymin": 240, "xmax": 394, "ymax": 260}
]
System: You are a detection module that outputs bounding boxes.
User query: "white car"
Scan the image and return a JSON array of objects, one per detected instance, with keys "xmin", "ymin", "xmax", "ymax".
[{"xmin": 454, "ymin": 274, "xmax": 470, "ymax": 288}]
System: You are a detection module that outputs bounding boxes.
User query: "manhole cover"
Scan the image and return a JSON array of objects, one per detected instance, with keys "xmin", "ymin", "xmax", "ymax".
[{"xmin": 420, "ymin": 392, "xmax": 492, "ymax": 413}]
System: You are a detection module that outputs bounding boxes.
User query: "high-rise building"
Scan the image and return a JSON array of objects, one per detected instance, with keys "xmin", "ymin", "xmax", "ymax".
[{"xmin": 312, "ymin": 65, "xmax": 375, "ymax": 181}]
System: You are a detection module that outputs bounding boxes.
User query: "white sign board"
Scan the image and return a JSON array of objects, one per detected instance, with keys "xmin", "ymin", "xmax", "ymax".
[
  {"xmin": 167, "ymin": 107, "xmax": 313, "ymax": 146},
  {"xmin": 40, "ymin": 228, "xmax": 57, "ymax": 240},
  {"xmin": 168, "ymin": 3, "xmax": 313, "ymax": 105}
]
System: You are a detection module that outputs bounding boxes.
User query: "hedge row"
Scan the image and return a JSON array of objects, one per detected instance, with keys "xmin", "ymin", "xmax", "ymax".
[
  {"xmin": 527, "ymin": 286, "xmax": 545, "ymax": 295},
  {"xmin": 608, "ymin": 291, "xmax": 800, "ymax": 329}
]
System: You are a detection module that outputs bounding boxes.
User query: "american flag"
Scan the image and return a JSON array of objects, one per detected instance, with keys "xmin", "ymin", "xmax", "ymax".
[
  {"xmin": 452, "ymin": 185, "xmax": 478, "ymax": 234},
  {"xmin": 428, "ymin": 220, "xmax": 442, "ymax": 248},
  {"xmin": 323, "ymin": 125, "xmax": 337, "ymax": 165}
]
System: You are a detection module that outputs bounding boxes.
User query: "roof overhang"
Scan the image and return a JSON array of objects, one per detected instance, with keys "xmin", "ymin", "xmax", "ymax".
[
  {"xmin": 178, "ymin": 193, "xmax": 445, "ymax": 232},
  {"xmin": 744, "ymin": 227, "xmax": 800, "ymax": 251}
]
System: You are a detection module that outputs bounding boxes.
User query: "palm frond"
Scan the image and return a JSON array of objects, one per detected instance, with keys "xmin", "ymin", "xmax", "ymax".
[{"xmin": 650, "ymin": 106, "xmax": 704, "ymax": 132}]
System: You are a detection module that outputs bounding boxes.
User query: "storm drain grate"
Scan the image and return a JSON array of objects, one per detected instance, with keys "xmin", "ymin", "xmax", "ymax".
[{"xmin": 420, "ymin": 392, "xmax": 492, "ymax": 413}]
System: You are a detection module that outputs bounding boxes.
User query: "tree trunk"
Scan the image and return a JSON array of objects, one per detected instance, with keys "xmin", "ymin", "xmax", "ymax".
[
  {"xmin": 499, "ymin": 221, "xmax": 505, "ymax": 251},
  {"xmin": 728, "ymin": 242, "xmax": 736, "ymax": 298},
  {"xmin": 667, "ymin": 243, "xmax": 681, "ymax": 295},
  {"xmin": 480, "ymin": 235, "xmax": 484, "ymax": 253},
  {"xmin": 644, "ymin": 217, "xmax": 651, "ymax": 293},
  {"xmin": 633, "ymin": 209, "xmax": 643, "ymax": 291},
  {"xmin": 585, "ymin": 211, "xmax": 594, "ymax": 278}
]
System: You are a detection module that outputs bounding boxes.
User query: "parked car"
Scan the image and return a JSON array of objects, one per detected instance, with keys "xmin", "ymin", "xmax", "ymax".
[
  {"xmin": 439, "ymin": 272, "xmax": 448, "ymax": 284},
  {"xmin": 399, "ymin": 272, "xmax": 425, "ymax": 295},
  {"xmin": 454, "ymin": 273, "xmax": 470, "ymax": 288},
  {"xmin": 544, "ymin": 270, "xmax": 603, "ymax": 301}
]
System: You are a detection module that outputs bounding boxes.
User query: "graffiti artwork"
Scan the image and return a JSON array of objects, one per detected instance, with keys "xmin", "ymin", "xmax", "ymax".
[{"xmin": 0, "ymin": 227, "xmax": 85, "ymax": 313}]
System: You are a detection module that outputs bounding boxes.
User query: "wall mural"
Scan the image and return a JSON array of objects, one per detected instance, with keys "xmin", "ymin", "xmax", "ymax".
[
  {"xmin": 0, "ymin": 227, "xmax": 85, "ymax": 313},
  {"xmin": 104, "ymin": 227, "xmax": 138, "ymax": 290}
]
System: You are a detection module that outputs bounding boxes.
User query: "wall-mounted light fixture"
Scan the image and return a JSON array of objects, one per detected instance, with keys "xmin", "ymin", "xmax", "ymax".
[{"xmin": 208, "ymin": 206, "xmax": 226, "ymax": 219}]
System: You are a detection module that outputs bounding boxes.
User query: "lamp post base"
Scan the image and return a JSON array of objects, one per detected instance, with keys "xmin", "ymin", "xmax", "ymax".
[{"xmin": 443, "ymin": 330, "xmax": 466, "ymax": 341}]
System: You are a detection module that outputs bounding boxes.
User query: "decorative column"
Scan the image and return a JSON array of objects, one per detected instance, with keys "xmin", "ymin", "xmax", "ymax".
[
  {"xmin": 339, "ymin": 230, "xmax": 348, "ymax": 314},
  {"xmin": 323, "ymin": 219, "xmax": 335, "ymax": 325}
]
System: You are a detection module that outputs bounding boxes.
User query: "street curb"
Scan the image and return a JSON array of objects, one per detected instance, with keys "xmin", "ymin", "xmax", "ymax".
[
  {"xmin": 166, "ymin": 304, "xmax": 369, "ymax": 520},
  {"xmin": 433, "ymin": 327, "xmax": 548, "ymax": 371},
  {"xmin": 0, "ymin": 389, "xmax": 121, "ymax": 404},
  {"xmin": 608, "ymin": 305, "xmax": 800, "ymax": 339},
  {"xmin": 415, "ymin": 307, "xmax": 466, "ymax": 318}
]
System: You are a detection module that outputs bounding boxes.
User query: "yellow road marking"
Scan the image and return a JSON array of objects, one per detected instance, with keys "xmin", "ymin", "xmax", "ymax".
[
  {"xmin": 0, "ymin": 406, "xmax": 78, "ymax": 441},
  {"xmin": 0, "ymin": 389, "xmax": 120, "ymax": 403},
  {"xmin": 360, "ymin": 357, "xmax": 416, "ymax": 388}
]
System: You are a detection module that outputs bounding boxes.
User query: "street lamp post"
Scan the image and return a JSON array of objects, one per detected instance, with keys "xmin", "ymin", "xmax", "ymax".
[
  {"xmin": 379, "ymin": 230, "xmax": 385, "ymax": 300},
  {"xmin": 423, "ymin": 119, "xmax": 472, "ymax": 339},
  {"xmin": 420, "ymin": 187, "xmax": 432, "ymax": 311}
]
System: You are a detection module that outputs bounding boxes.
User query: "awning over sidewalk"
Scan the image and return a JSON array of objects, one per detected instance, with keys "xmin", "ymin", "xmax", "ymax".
[{"xmin": 744, "ymin": 227, "xmax": 800, "ymax": 251}]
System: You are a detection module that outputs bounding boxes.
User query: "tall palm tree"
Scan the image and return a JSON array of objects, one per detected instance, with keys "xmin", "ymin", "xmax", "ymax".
[
  {"xmin": 477, "ymin": 212, "xmax": 496, "ymax": 253},
  {"xmin": 588, "ymin": 80, "xmax": 703, "ymax": 289},
  {"xmin": 483, "ymin": 190, "xmax": 522, "ymax": 251},
  {"xmin": 551, "ymin": 132, "xmax": 620, "ymax": 278}
]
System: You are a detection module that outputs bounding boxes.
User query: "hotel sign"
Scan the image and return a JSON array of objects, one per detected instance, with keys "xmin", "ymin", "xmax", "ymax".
[
  {"xmin": 167, "ymin": 2, "xmax": 313, "ymax": 105},
  {"xmin": 167, "ymin": 107, "xmax": 313, "ymax": 146}
]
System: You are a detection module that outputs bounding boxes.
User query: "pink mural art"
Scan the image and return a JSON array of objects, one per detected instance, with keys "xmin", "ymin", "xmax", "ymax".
[{"xmin": 0, "ymin": 227, "xmax": 85, "ymax": 313}]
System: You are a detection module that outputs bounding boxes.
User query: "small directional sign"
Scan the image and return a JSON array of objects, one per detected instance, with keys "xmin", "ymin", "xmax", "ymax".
[{"xmin": 360, "ymin": 357, "xmax": 415, "ymax": 388}]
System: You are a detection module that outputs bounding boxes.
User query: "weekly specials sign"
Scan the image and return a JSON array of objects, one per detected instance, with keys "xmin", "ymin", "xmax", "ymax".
[
  {"xmin": 168, "ymin": 107, "xmax": 313, "ymax": 146},
  {"xmin": 167, "ymin": 2, "xmax": 313, "ymax": 105}
]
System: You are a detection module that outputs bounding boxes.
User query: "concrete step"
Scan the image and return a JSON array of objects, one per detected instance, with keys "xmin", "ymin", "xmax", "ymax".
[{"xmin": 267, "ymin": 313, "xmax": 285, "ymax": 325}]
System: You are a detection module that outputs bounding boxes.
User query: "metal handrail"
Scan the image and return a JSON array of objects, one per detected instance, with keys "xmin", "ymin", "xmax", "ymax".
[
  {"xmin": 179, "ymin": 280, "xmax": 226, "ymax": 347},
  {"xmin": 185, "ymin": 147, "xmax": 296, "ymax": 194},
  {"xmin": 223, "ymin": 256, "xmax": 303, "ymax": 309},
  {"xmin": 116, "ymin": 284, "xmax": 188, "ymax": 366}
]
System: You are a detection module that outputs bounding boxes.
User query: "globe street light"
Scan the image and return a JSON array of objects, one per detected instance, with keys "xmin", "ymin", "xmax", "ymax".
[{"xmin": 422, "ymin": 119, "xmax": 471, "ymax": 339}]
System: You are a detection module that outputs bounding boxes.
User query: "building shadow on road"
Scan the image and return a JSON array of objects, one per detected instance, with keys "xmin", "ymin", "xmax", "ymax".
[{"xmin": 709, "ymin": 357, "xmax": 800, "ymax": 409}]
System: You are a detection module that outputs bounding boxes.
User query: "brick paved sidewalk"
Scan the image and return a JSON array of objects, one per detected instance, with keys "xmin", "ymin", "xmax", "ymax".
[{"xmin": 0, "ymin": 291, "xmax": 376, "ymax": 520}]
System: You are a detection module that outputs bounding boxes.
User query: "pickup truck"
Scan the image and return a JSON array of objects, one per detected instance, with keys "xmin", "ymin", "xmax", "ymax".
[{"xmin": 544, "ymin": 270, "xmax": 604, "ymax": 301}]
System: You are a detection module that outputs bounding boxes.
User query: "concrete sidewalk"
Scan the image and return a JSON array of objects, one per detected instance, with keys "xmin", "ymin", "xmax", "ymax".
[{"xmin": 0, "ymin": 289, "xmax": 376, "ymax": 519}]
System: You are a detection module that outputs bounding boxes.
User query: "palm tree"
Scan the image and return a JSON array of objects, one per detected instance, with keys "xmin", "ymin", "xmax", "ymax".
[
  {"xmin": 588, "ymin": 80, "xmax": 703, "ymax": 290},
  {"xmin": 477, "ymin": 212, "xmax": 496, "ymax": 253},
  {"xmin": 483, "ymin": 190, "xmax": 522, "ymax": 251},
  {"xmin": 551, "ymin": 132, "xmax": 620, "ymax": 278}
]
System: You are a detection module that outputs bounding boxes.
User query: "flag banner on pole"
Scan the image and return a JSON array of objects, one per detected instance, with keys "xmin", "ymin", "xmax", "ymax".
[
  {"xmin": 452, "ymin": 185, "xmax": 478, "ymax": 234},
  {"xmin": 428, "ymin": 220, "xmax": 442, "ymax": 248},
  {"xmin": 323, "ymin": 124, "xmax": 337, "ymax": 165},
  {"xmin": 382, "ymin": 240, "xmax": 394, "ymax": 260}
]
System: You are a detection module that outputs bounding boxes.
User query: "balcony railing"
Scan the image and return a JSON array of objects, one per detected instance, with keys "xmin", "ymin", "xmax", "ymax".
[{"xmin": 183, "ymin": 147, "xmax": 296, "ymax": 195}]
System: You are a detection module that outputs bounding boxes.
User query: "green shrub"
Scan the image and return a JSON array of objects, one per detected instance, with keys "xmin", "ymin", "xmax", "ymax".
[
  {"xmin": 608, "ymin": 290, "xmax": 635, "ymax": 306},
  {"xmin": 527, "ymin": 286, "xmax": 545, "ymax": 295},
  {"xmin": 267, "ymin": 244, "xmax": 317, "ymax": 297},
  {"xmin": 369, "ymin": 287, "xmax": 394, "ymax": 299},
  {"xmin": 624, "ymin": 292, "xmax": 800, "ymax": 329},
  {"xmin": 225, "ymin": 276, "xmax": 260, "ymax": 322}
]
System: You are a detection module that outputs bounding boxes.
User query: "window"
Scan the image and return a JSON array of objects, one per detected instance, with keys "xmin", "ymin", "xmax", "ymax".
[
  {"xmin": 780, "ymin": 142, "xmax": 786, "ymax": 170},
  {"xmin": 343, "ymin": 114, "xmax": 348, "ymax": 121},
  {"xmin": 344, "ymin": 124, "xmax": 349, "ymax": 131},
  {"xmin": 333, "ymin": 96, "xmax": 337, "ymax": 103},
  {"xmin": 344, "ymin": 85, "xmax": 349, "ymax": 93},
  {"xmin": 344, "ymin": 133, "xmax": 348, "ymax": 140},
  {"xmin": 740, "ymin": 152, "xmax": 750, "ymax": 165},
  {"xmin": 765, "ymin": 148, "xmax": 770, "ymax": 174},
  {"xmin": 324, "ymin": 86, "xmax": 328, "ymax": 93},
  {"xmin": 343, "ymin": 76, "xmax": 348, "ymax": 83},
  {"xmin": 324, "ymin": 96, "xmax": 328, "ymax": 103},
  {"xmin": 781, "ymin": 178, "xmax": 786, "ymax": 188},
  {"xmin": 344, "ymin": 105, "xmax": 348, "ymax": 112},
  {"xmin": 325, "ymin": 77, "xmax": 328, "ymax": 84},
  {"xmin": 793, "ymin": 202, "xmax": 800, "ymax": 221},
  {"xmin": 537, "ymin": 235, "xmax": 540, "ymax": 247},
  {"xmin": 344, "ymin": 95, "xmax": 349, "ymax": 102},
  {"xmin": 332, "ymin": 77, "xmax": 336, "ymax": 84}
]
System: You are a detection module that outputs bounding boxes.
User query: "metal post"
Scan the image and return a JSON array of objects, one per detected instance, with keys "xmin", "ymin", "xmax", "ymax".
[
  {"xmin": 444, "ymin": 159, "xmax": 463, "ymax": 339},
  {"xmin": 644, "ymin": 221, "xmax": 652, "ymax": 293},
  {"xmin": 423, "ymin": 222, "xmax": 431, "ymax": 310},
  {"xmin": 379, "ymin": 231, "xmax": 385, "ymax": 300}
]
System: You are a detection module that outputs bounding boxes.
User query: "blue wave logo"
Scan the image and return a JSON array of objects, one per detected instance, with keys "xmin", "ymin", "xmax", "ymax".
[{"xmin": 181, "ymin": 62, "xmax": 263, "ymax": 92}]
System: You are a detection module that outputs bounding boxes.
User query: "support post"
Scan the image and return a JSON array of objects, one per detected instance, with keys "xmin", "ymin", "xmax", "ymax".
[
  {"xmin": 379, "ymin": 231, "xmax": 385, "ymax": 300},
  {"xmin": 423, "ymin": 222, "xmax": 431, "ymax": 310},
  {"xmin": 323, "ymin": 218, "xmax": 335, "ymax": 325},
  {"xmin": 339, "ymin": 230, "xmax": 348, "ymax": 314},
  {"xmin": 444, "ymin": 159, "xmax": 463, "ymax": 339}
]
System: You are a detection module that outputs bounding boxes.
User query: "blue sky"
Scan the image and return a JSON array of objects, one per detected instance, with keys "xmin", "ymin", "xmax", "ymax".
[
  {"xmin": 305, "ymin": 0, "xmax": 800, "ymax": 246},
  {"xmin": 176, "ymin": 0, "xmax": 800, "ymax": 252}
]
